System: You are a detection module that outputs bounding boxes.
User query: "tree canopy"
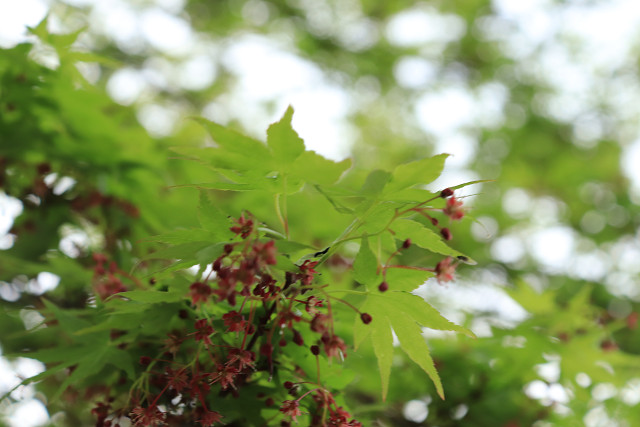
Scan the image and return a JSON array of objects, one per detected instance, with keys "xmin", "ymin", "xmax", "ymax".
[{"xmin": 1, "ymin": 1, "xmax": 640, "ymax": 426}]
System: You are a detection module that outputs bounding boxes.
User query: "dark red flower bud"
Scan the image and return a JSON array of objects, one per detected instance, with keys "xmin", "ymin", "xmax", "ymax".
[
  {"xmin": 265, "ymin": 398, "xmax": 275, "ymax": 407},
  {"xmin": 402, "ymin": 239, "xmax": 411, "ymax": 249},
  {"xmin": 378, "ymin": 281, "xmax": 389, "ymax": 292},
  {"xmin": 284, "ymin": 381, "xmax": 294, "ymax": 389},
  {"xmin": 260, "ymin": 343, "xmax": 273, "ymax": 357},
  {"xmin": 440, "ymin": 227, "xmax": 452, "ymax": 240},
  {"xmin": 430, "ymin": 217, "xmax": 439, "ymax": 226},
  {"xmin": 627, "ymin": 312, "xmax": 639, "ymax": 330},
  {"xmin": 279, "ymin": 338, "xmax": 287, "ymax": 347},
  {"xmin": 292, "ymin": 329, "xmax": 304, "ymax": 346},
  {"xmin": 37, "ymin": 162, "xmax": 51, "ymax": 175},
  {"xmin": 600, "ymin": 339, "xmax": 618, "ymax": 352},
  {"xmin": 310, "ymin": 345, "xmax": 320, "ymax": 356},
  {"xmin": 139, "ymin": 356, "xmax": 151, "ymax": 366},
  {"xmin": 228, "ymin": 293, "xmax": 237, "ymax": 306},
  {"xmin": 440, "ymin": 188, "xmax": 454, "ymax": 198},
  {"xmin": 360, "ymin": 313, "xmax": 372, "ymax": 324},
  {"xmin": 92, "ymin": 253, "xmax": 107, "ymax": 264},
  {"xmin": 149, "ymin": 277, "xmax": 157, "ymax": 285},
  {"xmin": 178, "ymin": 309, "xmax": 188, "ymax": 319}
]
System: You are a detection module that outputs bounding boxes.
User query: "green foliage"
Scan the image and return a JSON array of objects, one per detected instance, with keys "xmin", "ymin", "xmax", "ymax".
[
  {"xmin": 2, "ymin": 2, "xmax": 640, "ymax": 425},
  {"xmin": 354, "ymin": 290, "xmax": 475, "ymax": 400},
  {"xmin": 0, "ymin": 37, "xmax": 475, "ymax": 425}
]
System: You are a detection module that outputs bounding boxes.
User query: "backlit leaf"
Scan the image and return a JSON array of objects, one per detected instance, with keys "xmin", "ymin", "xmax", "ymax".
[
  {"xmin": 355, "ymin": 291, "xmax": 473, "ymax": 400},
  {"xmin": 391, "ymin": 219, "xmax": 470, "ymax": 260},
  {"xmin": 353, "ymin": 236, "xmax": 379, "ymax": 286},
  {"xmin": 267, "ymin": 106, "xmax": 305, "ymax": 167},
  {"xmin": 198, "ymin": 191, "xmax": 231, "ymax": 238},
  {"xmin": 386, "ymin": 154, "xmax": 449, "ymax": 193}
]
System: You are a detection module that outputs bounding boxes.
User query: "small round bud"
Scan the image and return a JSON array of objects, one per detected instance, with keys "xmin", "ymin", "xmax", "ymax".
[
  {"xmin": 378, "ymin": 281, "xmax": 389, "ymax": 292},
  {"xmin": 292, "ymin": 329, "xmax": 304, "ymax": 346},
  {"xmin": 310, "ymin": 345, "xmax": 320, "ymax": 356},
  {"xmin": 178, "ymin": 309, "xmax": 189, "ymax": 319},
  {"xmin": 139, "ymin": 356, "xmax": 151, "ymax": 366},
  {"xmin": 279, "ymin": 338, "xmax": 287, "ymax": 347},
  {"xmin": 600, "ymin": 340, "xmax": 618, "ymax": 352},
  {"xmin": 265, "ymin": 398, "xmax": 275, "ymax": 407},
  {"xmin": 260, "ymin": 343, "xmax": 273, "ymax": 357},
  {"xmin": 284, "ymin": 381, "xmax": 294, "ymax": 389},
  {"xmin": 402, "ymin": 239, "xmax": 411, "ymax": 249},
  {"xmin": 440, "ymin": 228, "xmax": 452, "ymax": 241},
  {"xmin": 440, "ymin": 188, "xmax": 454, "ymax": 198},
  {"xmin": 36, "ymin": 162, "xmax": 51, "ymax": 175},
  {"xmin": 360, "ymin": 313, "xmax": 372, "ymax": 324},
  {"xmin": 92, "ymin": 253, "xmax": 107, "ymax": 264},
  {"xmin": 149, "ymin": 277, "xmax": 157, "ymax": 285}
]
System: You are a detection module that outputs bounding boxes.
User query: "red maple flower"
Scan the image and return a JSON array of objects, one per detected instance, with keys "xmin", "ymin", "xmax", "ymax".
[
  {"xmin": 130, "ymin": 405, "xmax": 166, "ymax": 426},
  {"xmin": 95, "ymin": 274, "xmax": 127, "ymax": 300},
  {"xmin": 187, "ymin": 372, "xmax": 211, "ymax": 400},
  {"xmin": 227, "ymin": 348, "xmax": 255, "ymax": 370},
  {"xmin": 299, "ymin": 260, "xmax": 319, "ymax": 286},
  {"xmin": 323, "ymin": 334, "xmax": 347, "ymax": 359},
  {"xmin": 194, "ymin": 319, "xmax": 215, "ymax": 346},
  {"xmin": 165, "ymin": 367, "xmax": 189, "ymax": 392},
  {"xmin": 311, "ymin": 313, "xmax": 331, "ymax": 334},
  {"xmin": 164, "ymin": 333, "xmax": 184, "ymax": 355},
  {"xmin": 190, "ymin": 281, "xmax": 212, "ymax": 305},
  {"xmin": 91, "ymin": 401, "xmax": 111, "ymax": 426},
  {"xmin": 280, "ymin": 400, "xmax": 302, "ymax": 422},
  {"xmin": 213, "ymin": 363, "xmax": 239, "ymax": 390},
  {"xmin": 278, "ymin": 310, "xmax": 302, "ymax": 329},
  {"xmin": 328, "ymin": 407, "xmax": 362, "ymax": 426},
  {"xmin": 195, "ymin": 407, "xmax": 223, "ymax": 426},
  {"xmin": 305, "ymin": 296, "xmax": 324, "ymax": 315},
  {"xmin": 222, "ymin": 310, "xmax": 247, "ymax": 333},
  {"xmin": 443, "ymin": 196, "xmax": 464, "ymax": 221},
  {"xmin": 230, "ymin": 213, "xmax": 254, "ymax": 239},
  {"xmin": 435, "ymin": 257, "xmax": 457, "ymax": 284},
  {"xmin": 252, "ymin": 240, "xmax": 277, "ymax": 266}
]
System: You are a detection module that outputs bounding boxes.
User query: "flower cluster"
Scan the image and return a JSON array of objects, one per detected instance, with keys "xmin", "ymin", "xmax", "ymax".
[
  {"xmin": 376, "ymin": 188, "xmax": 466, "ymax": 292},
  {"xmin": 278, "ymin": 387, "xmax": 363, "ymax": 426},
  {"xmin": 91, "ymin": 253, "xmax": 127, "ymax": 300},
  {"xmin": 92, "ymin": 213, "xmax": 366, "ymax": 426}
]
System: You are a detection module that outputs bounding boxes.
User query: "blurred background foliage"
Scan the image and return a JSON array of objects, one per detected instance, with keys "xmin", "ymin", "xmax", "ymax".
[{"xmin": 1, "ymin": 0, "xmax": 640, "ymax": 426}]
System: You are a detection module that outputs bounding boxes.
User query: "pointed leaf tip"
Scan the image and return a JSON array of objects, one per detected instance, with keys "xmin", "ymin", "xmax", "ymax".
[{"xmin": 267, "ymin": 106, "xmax": 305, "ymax": 166}]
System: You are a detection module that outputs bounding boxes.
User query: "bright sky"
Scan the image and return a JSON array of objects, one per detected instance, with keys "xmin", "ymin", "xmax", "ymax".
[{"xmin": 2, "ymin": 0, "xmax": 640, "ymax": 425}]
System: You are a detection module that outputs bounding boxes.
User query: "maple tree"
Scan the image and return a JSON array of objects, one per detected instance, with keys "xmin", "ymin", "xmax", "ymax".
[{"xmin": 3, "ymin": 2, "xmax": 640, "ymax": 425}]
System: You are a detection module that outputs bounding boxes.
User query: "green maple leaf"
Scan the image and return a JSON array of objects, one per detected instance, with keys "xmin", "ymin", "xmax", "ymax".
[
  {"xmin": 354, "ymin": 291, "xmax": 475, "ymax": 400},
  {"xmin": 385, "ymin": 153, "xmax": 449, "ymax": 193}
]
